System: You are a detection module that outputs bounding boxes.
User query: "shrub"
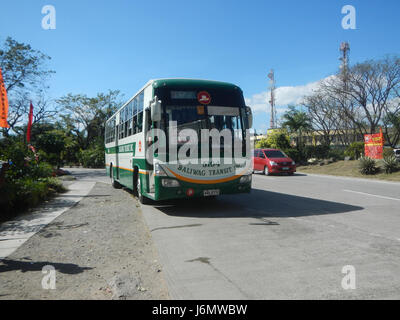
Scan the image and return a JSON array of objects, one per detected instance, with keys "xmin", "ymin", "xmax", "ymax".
[
  {"xmin": 0, "ymin": 177, "xmax": 66, "ymax": 219},
  {"xmin": 44, "ymin": 177, "xmax": 67, "ymax": 193},
  {"xmin": 78, "ymin": 145, "xmax": 105, "ymax": 168},
  {"xmin": 327, "ymin": 148, "xmax": 346, "ymax": 161},
  {"xmin": 30, "ymin": 162, "xmax": 53, "ymax": 179},
  {"xmin": 255, "ymin": 138, "xmax": 270, "ymax": 149},
  {"xmin": 382, "ymin": 155, "xmax": 399, "ymax": 174},
  {"xmin": 383, "ymin": 147, "xmax": 394, "ymax": 159},
  {"xmin": 283, "ymin": 148, "xmax": 302, "ymax": 163},
  {"xmin": 256, "ymin": 131, "xmax": 291, "ymax": 150},
  {"xmin": 359, "ymin": 156, "xmax": 380, "ymax": 175},
  {"xmin": 345, "ymin": 142, "xmax": 364, "ymax": 160}
]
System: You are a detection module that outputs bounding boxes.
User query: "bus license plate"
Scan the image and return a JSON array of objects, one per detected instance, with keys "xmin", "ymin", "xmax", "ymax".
[{"xmin": 203, "ymin": 189, "xmax": 220, "ymax": 196}]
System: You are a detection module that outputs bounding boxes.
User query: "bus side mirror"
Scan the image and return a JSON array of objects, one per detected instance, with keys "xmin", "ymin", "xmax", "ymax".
[
  {"xmin": 246, "ymin": 106, "xmax": 253, "ymax": 128},
  {"xmin": 150, "ymin": 97, "xmax": 162, "ymax": 122}
]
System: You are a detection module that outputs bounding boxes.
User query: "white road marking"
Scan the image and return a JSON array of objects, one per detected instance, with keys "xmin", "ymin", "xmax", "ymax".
[{"xmin": 343, "ymin": 189, "xmax": 400, "ymax": 202}]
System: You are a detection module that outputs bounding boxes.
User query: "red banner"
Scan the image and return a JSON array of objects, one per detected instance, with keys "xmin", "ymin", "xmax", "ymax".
[
  {"xmin": 27, "ymin": 102, "xmax": 33, "ymax": 143},
  {"xmin": 364, "ymin": 129, "xmax": 384, "ymax": 159},
  {"xmin": 0, "ymin": 68, "xmax": 10, "ymax": 128}
]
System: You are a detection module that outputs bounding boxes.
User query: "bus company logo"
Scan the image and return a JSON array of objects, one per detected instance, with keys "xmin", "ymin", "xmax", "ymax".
[{"xmin": 197, "ymin": 91, "xmax": 211, "ymax": 105}]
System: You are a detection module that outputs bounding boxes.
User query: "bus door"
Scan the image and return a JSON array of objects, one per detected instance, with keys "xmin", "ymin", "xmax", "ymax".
[{"xmin": 145, "ymin": 107, "xmax": 155, "ymax": 193}]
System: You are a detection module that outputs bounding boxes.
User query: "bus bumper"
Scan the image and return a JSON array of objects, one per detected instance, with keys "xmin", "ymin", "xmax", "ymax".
[{"xmin": 151, "ymin": 176, "xmax": 252, "ymax": 201}]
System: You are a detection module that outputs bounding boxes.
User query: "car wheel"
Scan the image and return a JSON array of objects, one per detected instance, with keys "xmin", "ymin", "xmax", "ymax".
[{"xmin": 264, "ymin": 166, "xmax": 270, "ymax": 176}]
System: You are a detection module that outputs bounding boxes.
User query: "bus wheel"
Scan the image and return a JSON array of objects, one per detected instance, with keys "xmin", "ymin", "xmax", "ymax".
[
  {"xmin": 111, "ymin": 166, "xmax": 121, "ymax": 189},
  {"xmin": 134, "ymin": 171, "xmax": 151, "ymax": 204}
]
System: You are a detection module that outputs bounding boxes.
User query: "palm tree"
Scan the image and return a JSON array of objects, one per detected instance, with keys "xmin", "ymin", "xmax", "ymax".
[{"xmin": 281, "ymin": 105, "xmax": 312, "ymax": 148}]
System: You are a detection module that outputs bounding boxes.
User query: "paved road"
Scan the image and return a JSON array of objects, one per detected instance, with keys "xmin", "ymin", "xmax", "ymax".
[
  {"xmin": 141, "ymin": 173, "xmax": 400, "ymax": 299},
  {"xmin": 3, "ymin": 169, "xmax": 400, "ymax": 299}
]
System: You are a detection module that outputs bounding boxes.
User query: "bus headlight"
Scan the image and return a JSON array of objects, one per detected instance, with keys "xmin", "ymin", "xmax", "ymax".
[
  {"xmin": 155, "ymin": 163, "xmax": 168, "ymax": 176},
  {"xmin": 239, "ymin": 175, "xmax": 252, "ymax": 184},
  {"xmin": 161, "ymin": 179, "xmax": 180, "ymax": 187}
]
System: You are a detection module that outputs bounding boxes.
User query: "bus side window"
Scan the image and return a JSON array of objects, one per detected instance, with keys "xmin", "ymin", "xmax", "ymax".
[
  {"xmin": 132, "ymin": 116, "xmax": 137, "ymax": 134},
  {"xmin": 124, "ymin": 121, "xmax": 129, "ymax": 138},
  {"xmin": 137, "ymin": 112, "xmax": 143, "ymax": 133},
  {"xmin": 128, "ymin": 117, "xmax": 133, "ymax": 136}
]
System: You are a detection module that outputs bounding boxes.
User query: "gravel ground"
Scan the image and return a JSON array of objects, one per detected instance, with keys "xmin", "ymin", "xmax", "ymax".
[{"xmin": 0, "ymin": 182, "xmax": 169, "ymax": 300}]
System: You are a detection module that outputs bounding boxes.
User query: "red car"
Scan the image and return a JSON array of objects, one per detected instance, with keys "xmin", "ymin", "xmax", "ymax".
[{"xmin": 253, "ymin": 148, "xmax": 296, "ymax": 175}]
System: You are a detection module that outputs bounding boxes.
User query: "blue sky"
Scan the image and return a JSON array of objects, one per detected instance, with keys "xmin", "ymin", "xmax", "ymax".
[{"xmin": 1, "ymin": 0, "xmax": 399, "ymax": 133}]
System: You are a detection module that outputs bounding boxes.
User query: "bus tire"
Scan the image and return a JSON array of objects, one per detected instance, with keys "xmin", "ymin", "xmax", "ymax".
[
  {"xmin": 134, "ymin": 169, "xmax": 151, "ymax": 204},
  {"xmin": 111, "ymin": 165, "xmax": 122, "ymax": 189}
]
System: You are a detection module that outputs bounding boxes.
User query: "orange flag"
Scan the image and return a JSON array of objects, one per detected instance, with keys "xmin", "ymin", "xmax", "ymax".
[{"xmin": 0, "ymin": 67, "xmax": 10, "ymax": 128}]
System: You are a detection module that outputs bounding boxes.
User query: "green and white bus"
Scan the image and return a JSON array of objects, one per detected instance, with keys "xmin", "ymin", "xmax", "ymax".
[{"xmin": 105, "ymin": 79, "xmax": 253, "ymax": 204}]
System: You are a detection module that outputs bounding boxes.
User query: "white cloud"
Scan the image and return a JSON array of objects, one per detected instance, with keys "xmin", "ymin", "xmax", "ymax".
[{"xmin": 245, "ymin": 77, "xmax": 332, "ymax": 113}]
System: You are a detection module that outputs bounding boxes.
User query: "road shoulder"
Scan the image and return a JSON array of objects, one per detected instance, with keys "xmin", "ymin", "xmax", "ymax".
[{"xmin": 0, "ymin": 182, "xmax": 169, "ymax": 300}]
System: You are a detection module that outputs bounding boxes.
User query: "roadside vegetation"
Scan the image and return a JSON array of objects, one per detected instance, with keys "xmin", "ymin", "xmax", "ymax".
[
  {"xmin": 256, "ymin": 54, "xmax": 400, "ymax": 182},
  {"xmin": 0, "ymin": 36, "xmax": 123, "ymax": 220},
  {"xmin": 297, "ymin": 159, "xmax": 400, "ymax": 182}
]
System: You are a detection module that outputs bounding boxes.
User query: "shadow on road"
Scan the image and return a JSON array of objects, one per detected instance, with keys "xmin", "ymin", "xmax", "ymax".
[
  {"xmin": 153, "ymin": 188, "xmax": 363, "ymax": 218},
  {"xmin": 253, "ymin": 172, "xmax": 308, "ymax": 177},
  {"xmin": 0, "ymin": 259, "xmax": 93, "ymax": 274}
]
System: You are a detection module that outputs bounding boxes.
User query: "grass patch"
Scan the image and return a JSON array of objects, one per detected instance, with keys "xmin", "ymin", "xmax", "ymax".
[
  {"xmin": 0, "ymin": 177, "xmax": 68, "ymax": 223},
  {"xmin": 298, "ymin": 160, "xmax": 400, "ymax": 182}
]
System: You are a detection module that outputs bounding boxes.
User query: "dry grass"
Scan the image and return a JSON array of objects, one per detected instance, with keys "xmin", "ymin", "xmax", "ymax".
[{"xmin": 297, "ymin": 160, "xmax": 400, "ymax": 182}]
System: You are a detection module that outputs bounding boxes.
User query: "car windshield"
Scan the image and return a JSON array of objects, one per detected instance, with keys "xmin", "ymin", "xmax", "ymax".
[{"xmin": 264, "ymin": 150, "xmax": 287, "ymax": 158}]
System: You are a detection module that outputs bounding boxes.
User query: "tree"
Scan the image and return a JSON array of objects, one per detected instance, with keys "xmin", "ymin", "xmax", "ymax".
[
  {"xmin": 0, "ymin": 37, "xmax": 55, "ymax": 134},
  {"xmin": 321, "ymin": 56, "xmax": 400, "ymax": 135},
  {"xmin": 35, "ymin": 129, "xmax": 67, "ymax": 168},
  {"xmin": 256, "ymin": 130, "xmax": 291, "ymax": 150},
  {"xmin": 383, "ymin": 111, "xmax": 400, "ymax": 147},
  {"xmin": 303, "ymin": 88, "xmax": 359, "ymax": 146},
  {"xmin": 56, "ymin": 90, "xmax": 123, "ymax": 150},
  {"xmin": 303, "ymin": 91, "xmax": 338, "ymax": 146},
  {"xmin": 281, "ymin": 106, "xmax": 312, "ymax": 148}
]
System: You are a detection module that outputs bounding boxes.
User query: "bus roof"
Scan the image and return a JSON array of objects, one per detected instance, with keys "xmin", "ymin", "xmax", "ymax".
[
  {"xmin": 106, "ymin": 78, "xmax": 242, "ymax": 123},
  {"xmin": 151, "ymin": 78, "xmax": 241, "ymax": 91}
]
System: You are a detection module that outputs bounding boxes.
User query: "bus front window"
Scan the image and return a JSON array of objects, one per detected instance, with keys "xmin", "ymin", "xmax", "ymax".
[{"xmin": 163, "ymin": 105, "xmax": 243, "ymax": 132}]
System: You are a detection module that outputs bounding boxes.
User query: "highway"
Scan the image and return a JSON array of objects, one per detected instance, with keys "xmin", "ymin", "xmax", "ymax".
[
  {"xmin": 142, "ymin": 172, "xmax": 400, "ymax": 299},
  {"xmin": 1, "ymin": 169, "xmax": 400, "ymax": 299}
]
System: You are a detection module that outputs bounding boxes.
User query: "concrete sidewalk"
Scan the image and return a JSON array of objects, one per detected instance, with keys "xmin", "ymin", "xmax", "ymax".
[{"xmin": 0, "ymin": 179, "xmax": 96, "ymax": 259}]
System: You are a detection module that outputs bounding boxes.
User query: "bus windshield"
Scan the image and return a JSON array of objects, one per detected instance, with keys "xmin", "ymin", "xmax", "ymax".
[{"xmin": 164, "ymin": 105, "xmax": 242, "ymax": 132}]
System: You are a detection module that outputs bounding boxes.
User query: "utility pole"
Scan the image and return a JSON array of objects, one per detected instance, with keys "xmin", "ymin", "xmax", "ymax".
[
  {"xmin": 339, "ymin": 42, "xmax": 353, "ymax": 142},
  {"xmin": 339, "ymin": 42, "xmax": 350, "ymax": 82},
  {"xmin": 267, "ymin": 69, "xmax": 276, "ymax": 129}
]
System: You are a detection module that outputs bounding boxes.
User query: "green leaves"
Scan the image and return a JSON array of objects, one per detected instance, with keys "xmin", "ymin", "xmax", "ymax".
[
  {"xmin": 0, "ymin": 37, "xmax": 54, "ymax": 93},
  {"xmin": 382, "ymin": 155, "xmax": 399, "ymax": 174},
  {"xmin": 359, "ymin": 157, "xmax": 380, "ymax": 175}
]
